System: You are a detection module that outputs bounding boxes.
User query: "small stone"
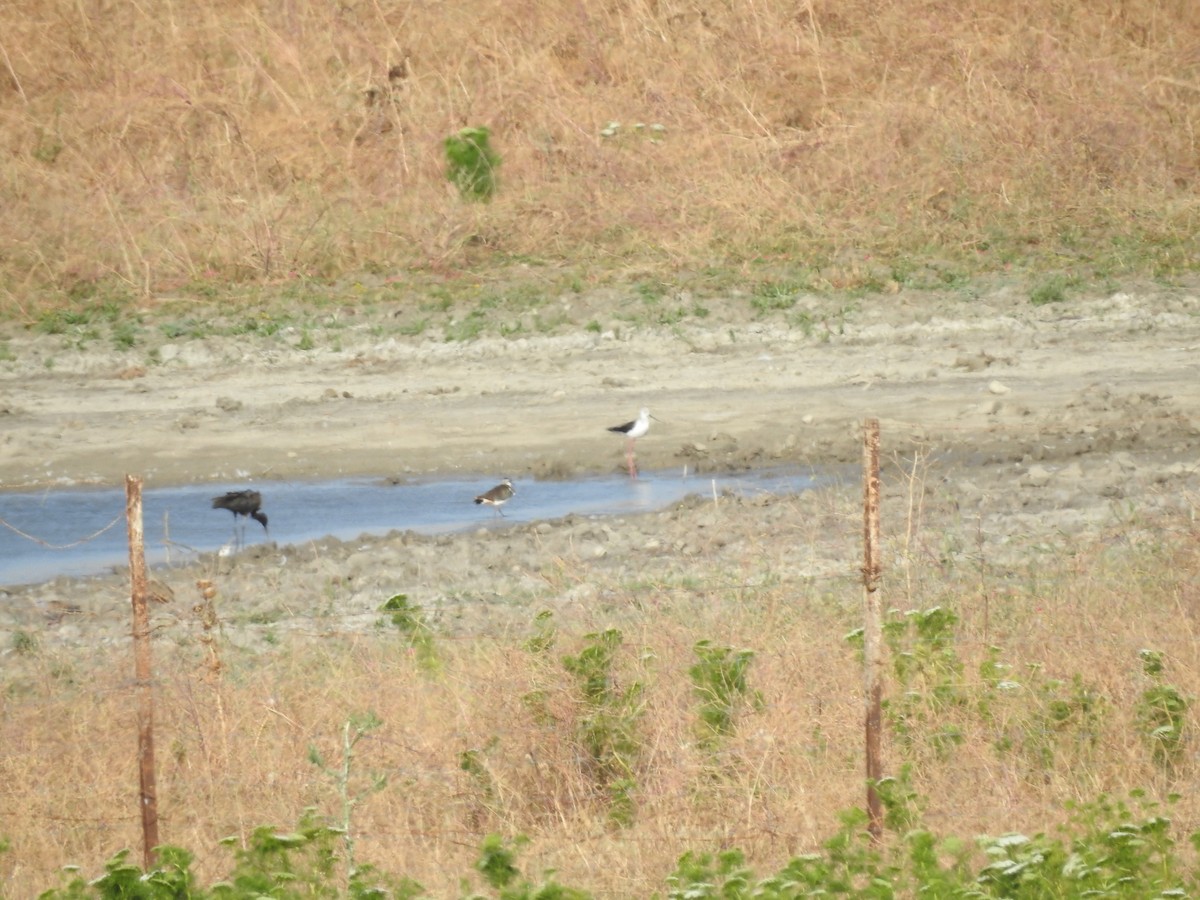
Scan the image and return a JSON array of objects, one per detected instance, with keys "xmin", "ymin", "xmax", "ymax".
[{"xmin": 1022, "ymin": 465, "xmax": 1053, "ymax": 488}]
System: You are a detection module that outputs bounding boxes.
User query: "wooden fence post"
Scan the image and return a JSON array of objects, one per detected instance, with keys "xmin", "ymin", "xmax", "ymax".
[
  {"xmin": 125, "ymin": 475, "xmax": 159, "ymax": 871},
  {"xmin": 862, "ymin": 419, "xmax": 884, "ymax": 843}
]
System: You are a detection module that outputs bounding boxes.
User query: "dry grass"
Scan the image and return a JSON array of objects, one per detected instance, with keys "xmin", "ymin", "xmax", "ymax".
[
  {"xmin": 4, "ymin": 485, "xmax": 1200, "ymax": 896},
  {"xmin": 2, "ymin": 0, "xmax": 1199, "ymax": 313}
]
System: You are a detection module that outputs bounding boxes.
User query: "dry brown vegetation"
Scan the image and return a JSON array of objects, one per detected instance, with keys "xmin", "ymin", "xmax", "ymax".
[
  {"xmin": 5, "ymin": 481, "xmax": 1200, "ymax": 896},
  {"xmin": 4, "ymin": 2, "xmax": 1200, "ymax": 893},
  {"xmin": 3, "ymin": 0, "xmax": 1200, "ymax": 313}
]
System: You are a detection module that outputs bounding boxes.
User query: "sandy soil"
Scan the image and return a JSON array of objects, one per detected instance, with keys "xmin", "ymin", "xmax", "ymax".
[{"xmin": 1, "ymin": 281, "xmax": 1198, "ymax": 646}]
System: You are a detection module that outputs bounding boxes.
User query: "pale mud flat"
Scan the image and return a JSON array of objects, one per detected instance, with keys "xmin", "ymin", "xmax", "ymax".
[{"xmin": 0, "ymin": 283, "xmax": 1198, "ymax": 653}]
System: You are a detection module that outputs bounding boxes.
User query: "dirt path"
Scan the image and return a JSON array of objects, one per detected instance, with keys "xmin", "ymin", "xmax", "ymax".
[{"xmin": 2, "ymin": 286, "xmax": 1197, "ymax": 489}]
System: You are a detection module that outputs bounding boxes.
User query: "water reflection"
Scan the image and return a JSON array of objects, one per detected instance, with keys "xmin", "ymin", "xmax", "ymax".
[{"xmin": 0, "ymin": 467, "xmax": 823, "ymax": 587}]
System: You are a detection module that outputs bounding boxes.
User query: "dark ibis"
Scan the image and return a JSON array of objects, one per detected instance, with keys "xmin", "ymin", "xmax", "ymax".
[{"xmin": 211, "ymin": 489, "xmax": 269, "ymax": 547}]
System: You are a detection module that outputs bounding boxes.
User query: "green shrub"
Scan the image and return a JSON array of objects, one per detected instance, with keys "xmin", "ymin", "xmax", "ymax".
[
  {"xmin": 689, "ymin": 640, "xmax": 763, "ymax": 748},
  {"xmin": 444, "ymin": 126, "xmax": 500, "ymax": 202},
  {"xmin": 562, "ymin": 628, "xmax": 644, "ymax": 827}
]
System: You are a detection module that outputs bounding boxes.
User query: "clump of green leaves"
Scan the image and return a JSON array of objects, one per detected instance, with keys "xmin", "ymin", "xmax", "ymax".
[
  {"xmin": 470, "ymin": 833, "xmax": 590, "ymax": 899},
  {"xmin": 33, "ymin": 126, "xmax": 64, "ymax": 165},
  {"xmin": 562, "ymin": 628, "xmax": 644, "ymax": 826},
  {"xmin": 39, "ymin": 847, "xmax": 200, "ymax": 899},
  {"xmin": 976, "ymin": 793, "xmax": 1186, "ymax": 897},
  {"xmin": 110, "ymin": 321, "xmax": 139, "ymax": 350},
  {"xmin": 749, "ymin": 278, "xmax": 804, "ymax": 313},
  {"xmin": 689, "ymin": 639, "xmax": 763, "ymax": 748},
  {"xmin": 459, "ymin": 737, "xmax": 501, "ymax": 827},
  {"xmin": 29, "ymin": 791, "xmax": 1200, "ymax": 897},
  {"xmin": 873, "ymin": 763, "xmax": 926, "ymax": 833},
  {"xmin": 379, "ymin": 593, "xmax": 439, "ymax": 672},
  {"xmin": 445, "ymin": 126, "xmax": 500, "ymax": 202},
  {"xmin": 978, "ymin": 662, "xmax": 1105, "ymax": 779},
  {"xmin": 444, "ymin": 308, "xmax": 487, "ymax": 342},
  {"xmin": 39, "ymin": 809, "xmax": 422, "ymax": 898},
  {"xmin": 666, "ymin": 808, "xmax": 902, "ymax": 898},
  {"xmin": 1137, "ymin": 649, "xmax": 1190, "ymax": 768},
  {"xmin": 11, "ymin": 630, "xmax": 38, "ymax": 656},
  {"xmin": 524, "ymin": 609, "xmax": 556, "ymax": 655},
  {"xmin": 850, "ymin": 606, "xmax": 966, "ymax": 756},
  {"xmin": 1030, "ymin": 272, "xmax": 1075, "ymax": 305},
  {"xmin": 520, "ymin": 611, "xmax": 560, "ymax": 728}
]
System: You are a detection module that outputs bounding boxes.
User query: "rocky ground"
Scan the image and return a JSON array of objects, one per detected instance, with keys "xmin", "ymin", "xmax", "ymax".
[{"xmin": 1, "ymin": 281, "xmax": 1198, "ymax": 653}]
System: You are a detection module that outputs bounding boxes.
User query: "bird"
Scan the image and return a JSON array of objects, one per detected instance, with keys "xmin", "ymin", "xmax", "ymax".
[
  {"xmin": 474, "ymin": 478, "xmax": 514, "ymax": 517},
  {"xmin": 607, "ymin": 408, "xmax": 655, "ymax": 477},
  {"xmin": 211, "ymin": 490, "xmax": 269, "ymax": 547}
]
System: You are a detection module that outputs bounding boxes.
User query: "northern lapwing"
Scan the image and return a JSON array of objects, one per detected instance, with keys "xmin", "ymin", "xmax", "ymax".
[{"xmin": 474, "ymin": 478, "xmax": 515, "ymax": 516}]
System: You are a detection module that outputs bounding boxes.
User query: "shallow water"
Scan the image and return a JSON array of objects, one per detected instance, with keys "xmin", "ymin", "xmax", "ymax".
[{"xmin": 0, "ymin": 467, "xmax": 824, "ymax": 587}]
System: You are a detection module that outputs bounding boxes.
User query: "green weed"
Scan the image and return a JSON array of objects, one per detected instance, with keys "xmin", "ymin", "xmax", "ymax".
[
  {"xmin": 1030, "ymin": 273, "xmax": 1078, "ymax": 305},
  {"xmin": 307, "ymin": 712, "xmax": 388, "ymax": 882},
  {"xmin": 689, "ymin": 639, "xmax": 763, "ymax": 748},
  {"xmin": 873, "ymin": 606, "xmax": 967, "ymax": 756},
  {"xmin": 471, "ymin": 833, "xmax": 589, "ymax": 899},
  {"xmin": 32, "ymin": 127, "xmax": 64, "ymax": 165},
  {"xmin": 111, "ymin": 321, "xmax": 139, "ymax": 350},
  {"xmin": 444, "ymin": 310, "xmax": 487, "ymax": 342},
  {"xmin": 159, "ymin": 319, "xmax": 209, "ymax": 340},
  {"xmin": 562, "ymin": 628, "xmax": 644, "ymax": 827},
  {"xmin": 379, "ymin": 593, "xmax": 440, "ymax": 672},
  {"xmin": 524, "ymin": 609, "xmax": 557, "ymax": 655},
  {"xmin": 750, "ymin": 279, "xmax": 806, "ymax": 314},
  {"xmin": 976, "ymin": 793, "xmax": 1185, "ymax": 897},
  {"xmin": 1137, "ymin": 649, "xmax": 1190, "ymax": 768},
  {"xmin": 29, "ymin": 791, "xmax": 1200, "ymax": 897},
  {"xmin": 11, "ymin": 630, "xmax": 38, "ymax": 656},
  {"xmin": 396, "ymin": 317, "xmax": 429, "ymax": 337},
  {"xmin": 445, "ymin": 126, "xmax": 500, "ymax": 202},
  {"xmin": 459, "ymin": 737, "xmax": 501, "ymax": 820}
]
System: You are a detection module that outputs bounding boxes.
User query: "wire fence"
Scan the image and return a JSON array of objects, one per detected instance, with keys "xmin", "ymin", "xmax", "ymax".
[
  {"xmin": 0, "ymin": 510, "xmax": 124, "ymax": 548},
  {"xmin": 0, "ymin": 432, "xmax": 881, "ymax": 875},
  {"xmin": 4, "ymin": 425, "xmax": 1200, "ymax": 890}
]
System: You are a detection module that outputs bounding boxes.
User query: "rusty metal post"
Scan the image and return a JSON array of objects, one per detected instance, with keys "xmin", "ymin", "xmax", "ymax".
[
  {"xmin": 862, "ymin": 419, "xmax": 884, "ymax": 843},
  {"xmin": 125, "ymin": 475, "xmax": 159, "ymax": 870}
]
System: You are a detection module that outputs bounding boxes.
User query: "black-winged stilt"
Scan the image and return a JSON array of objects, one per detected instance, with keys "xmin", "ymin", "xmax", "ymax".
[
  {"xmin": 608, "ymin": 408, "xmax": 655, "ymax": 477},
  {"xmin": 474, "ymin": 478, "xmax": 515, "ymax": 516}
]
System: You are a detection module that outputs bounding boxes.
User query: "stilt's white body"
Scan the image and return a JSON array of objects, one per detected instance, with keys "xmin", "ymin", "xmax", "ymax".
[
  {"xmin": 609, "ymin": 408, "xmax": 651, "ymax": 439},
  {"xmin": 608, "ymin": 408, "xmax": 653, "ymax": 477}
]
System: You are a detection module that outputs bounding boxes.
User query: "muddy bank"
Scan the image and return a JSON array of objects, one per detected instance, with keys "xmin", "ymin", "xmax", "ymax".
[{"xmin": 0, "ymin": 283, "xmax": 1198, "ymax": 653}]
